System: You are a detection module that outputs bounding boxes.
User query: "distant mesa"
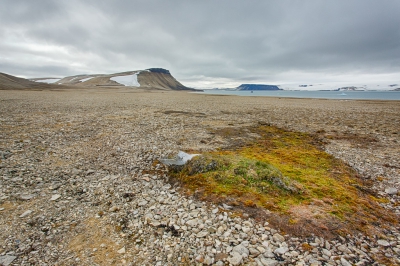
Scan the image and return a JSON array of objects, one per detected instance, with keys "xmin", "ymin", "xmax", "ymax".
[
  {"xmin": 0, "ymin": 72, "xmax": 67, "ymax": 90},
  {"xmin": 236, "ymin": 84, "xmax": 281, "ymax": 91},
  {"xmin": 0, "ymin": 68, "xmax": 195, "ymax": 91},
  {"xmin": 51, "ymin": 68, "xmax": 193, "ymax": 91}
]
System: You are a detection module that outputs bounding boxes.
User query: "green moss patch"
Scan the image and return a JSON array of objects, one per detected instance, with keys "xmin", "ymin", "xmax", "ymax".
[{"xmin": 168, "ymin": 126, "xmax": 398, "ymax": 237}]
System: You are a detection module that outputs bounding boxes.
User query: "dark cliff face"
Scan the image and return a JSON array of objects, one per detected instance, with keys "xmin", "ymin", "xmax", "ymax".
[
  {"xmin": 146, "ymin": 68, "xmax": 171, "ymax": 75},
  {"xmin": 237, "ymin": 84, "xmax": 281, "ymax": 91},
  {"xmin": 138, "ymin": 70, "xmax": 193, "ymax": 90}
]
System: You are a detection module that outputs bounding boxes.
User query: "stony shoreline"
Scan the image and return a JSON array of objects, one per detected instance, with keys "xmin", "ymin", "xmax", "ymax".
[{"xmin": 0, "ymin": 89, "xmax": 399, "ymax": 265}]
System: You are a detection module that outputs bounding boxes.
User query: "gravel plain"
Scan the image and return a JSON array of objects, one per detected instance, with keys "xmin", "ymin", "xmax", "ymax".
[{"xmin": 0, "ymin": 88, "xmax": 399, "ymax": 265}]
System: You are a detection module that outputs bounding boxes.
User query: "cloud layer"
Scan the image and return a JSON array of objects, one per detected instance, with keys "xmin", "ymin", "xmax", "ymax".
[{"xmin": 1, "ymin": 0, "xmax": 400, "ymax": 87}]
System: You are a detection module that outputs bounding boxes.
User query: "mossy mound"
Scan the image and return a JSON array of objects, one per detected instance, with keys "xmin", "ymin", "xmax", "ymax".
[
  {"xmin": 168, "ymin": 126, "xmax": 398, "ymax": 238},
  {"xmin": 172, "ymin": 154, "xmax": 302, "ymax": 195}
]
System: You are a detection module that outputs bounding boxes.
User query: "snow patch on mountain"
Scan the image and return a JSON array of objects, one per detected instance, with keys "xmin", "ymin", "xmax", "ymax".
[
  {"xmin": 80, "ymin": 77, "xmax": 95, "ymax": 82},
  {"xmin": 110, "ymin": 72, "xmax": 140, "ymax": 87},
  {"xmin": 34, "ymin": 78, "xmax": 60, "ymax": 84}
]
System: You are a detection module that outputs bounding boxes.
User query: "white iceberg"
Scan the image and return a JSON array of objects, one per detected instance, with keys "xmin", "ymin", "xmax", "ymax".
[{"xmin": 160, "ymin": 151, "xmax": 200, "ymax": 166}]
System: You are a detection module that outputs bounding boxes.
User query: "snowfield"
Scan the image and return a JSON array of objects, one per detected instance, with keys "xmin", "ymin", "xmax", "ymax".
[
  {"xmin": 80, "ymin": 77, "xmax": 94, "ymax": 82},
  {"xmin": 278, "ymin": 82, "xmax": 399, "ymax": 91},
  {"xmin": 34, "ymin": 78, "xmax": 60, "ymax": 84},
  {"xmin": 110, "ymin": 73, "xmax": 140, "ymax": 87}
]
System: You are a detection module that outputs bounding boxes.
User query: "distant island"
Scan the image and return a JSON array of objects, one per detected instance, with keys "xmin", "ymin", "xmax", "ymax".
[
  {"xmin": 236, "ymin": 84, "xmax": 281, "ymax": 91},
  {"xmin": 214, "ymin": 84, "xmax": 282, "ymax": 91}
]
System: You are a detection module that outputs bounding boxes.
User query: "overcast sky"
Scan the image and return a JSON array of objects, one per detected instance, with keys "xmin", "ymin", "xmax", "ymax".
[{"xmin": 1, "ymin": 0, "xmax": 399, "ymax": 88}]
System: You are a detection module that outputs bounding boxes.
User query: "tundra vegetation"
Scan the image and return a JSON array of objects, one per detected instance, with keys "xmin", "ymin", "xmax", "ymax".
[{"xmin": 168, "ymin": 125, "xmax": 397, "ymax": 237}]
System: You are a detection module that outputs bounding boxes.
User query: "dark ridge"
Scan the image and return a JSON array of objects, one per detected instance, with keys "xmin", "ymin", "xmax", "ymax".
[{"xmin": 147, "ymin": 68, "xmax": 171, "ymax": 74}]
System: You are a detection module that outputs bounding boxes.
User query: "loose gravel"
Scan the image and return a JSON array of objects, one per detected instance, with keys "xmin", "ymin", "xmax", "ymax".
[{"xmin": 0, "ymin": 89, "xmax": 399, "ymax": 265}]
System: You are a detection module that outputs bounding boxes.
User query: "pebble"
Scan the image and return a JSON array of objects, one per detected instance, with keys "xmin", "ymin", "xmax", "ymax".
[
  {"xmin": 377, "ymin": 239, "xmax": 391, "ymax": 247},
  {"xmin": 385, "ymin": 187, "xmax": 398, "ymax": 195},
  {"xmin": 340, "ymin": 257, "xmax": 352, "ymax": 266},
  {"xmin": 20, "ymin": 194, "xmax": 35, "ymax": 200},
  {"xmin": 0, "ymin": 255, "xmax": 17, "ymax": 266},
  {"xmin": 1, "ymin": 90, "xmax": 399, "ymax": 266},
  {"xmin": 273, "ymin": 233, "xmax": 285, "ymax": 243},
  {"xmin": 19, "ymin": 210, "xmax": 33, "ymax": 218},
  {"xmin": 260, "ymin": 257, "xmax": 279, "ymax": 266},
  {"xmin": 50, "ymin": 194, "xmax": 61, "ymax": 201},
  {"xmin": 203, "ymin": 256, "xmax": 213, "ymax": 265},
  {"xmin": 227, "ymin": 252, "xmax": 242, "ymax": 266},
  {"xmin": 322, "ymin": 248, "xmax": 331, "ymax": 256},
  {"xmin": 274, "ymin": 246, "xmax": 288, "ymax": 255},
  {"xmin": 138, "ymin": 200, "xmax": 148, "ymax": 206},
  {"xmin": 196, "ymin": 231, "xmax": 208, "ymax": 238},
  {"xmin": 232, "ymin": 244, "xmax": 249, "ymax": 257},
  {"xmin": 117, "ymin": 247, "xmax": 126, "ymax": 254}
]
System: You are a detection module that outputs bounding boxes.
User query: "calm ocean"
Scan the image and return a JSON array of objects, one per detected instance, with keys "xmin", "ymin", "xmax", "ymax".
[{"xmin": 197, "ymin": 90, "xmax": 400, "ymax": 100}]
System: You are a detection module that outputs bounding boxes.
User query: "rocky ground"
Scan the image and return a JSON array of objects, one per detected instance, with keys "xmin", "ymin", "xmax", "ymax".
[{"xmin": 0, "ymin": 88, "xmax": 399, "ymax": 266}]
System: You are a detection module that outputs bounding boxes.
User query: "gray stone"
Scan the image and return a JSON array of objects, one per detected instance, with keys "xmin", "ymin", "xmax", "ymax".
[
  {"xmin": 138, "ymin": 200, "xmax": 148, "ymax": 206},
  {"xmin": 186, "ymin": 219, "xmax": 198, "ymax": 227},
  {"xmin": 195, "ymin": 255, "xmax": 204, "ymax": 263},
  {"xmin": 257, "ymin": 246, "xmax": 266, "ymax": 253},
  {"xmin": 263, "ymin": 248, "xmax": 275, "ymax": 258},
  {"xmin": 377, "ymin": 239, "xmax": 391, "ymax": 247},
  {"xmin": 242, "ymin": 226, "xmax": 251, "ymax": 233},
  {"xmin": 322, "ymin": 248, "xmax": 332, "ymax": 256},
  {"xmin": 197, "ymin": 231, "xmax": 208, "ymax": 238},
  {"xmin": 50, "ymin": 194, "xmax": 61, "ymax": 201},
  {"xmin": 227, "ymin": 252, "xmax": 242, "ymax": 266},
  {"xmin": 385, "ymin": 187, "xmax": 398, "ymax": 195},
  {"xmin": 232, "ymin": 244, "xmax": 249, "ymax": 256},
  {"xmin": 203, "ymin": 256, "xmax": 213, "ymax": 265},
  {"xmin": 325, "ymin": 241, "xmax": 331, "ymax": 250},
  {"xmin": 222, "ymin": 203, "xmax": 232, "ymax": 210},
  {"xmin": 19, "ymin": 210, "xmax": 32, "ymax": 218},
  {"xmin": 117, "ymin": 247, "xmax": 126, "ymax": 254},
  {"xmin": 272, "ymin": 233, "xmax": 285, "ymax": 243},
  {"xmin": 340, "ymin": 257, "xmax": 352, "ymax": 266},
  {"xmin": 109, "ymin": 206, "xmax": 119, "ymax": 212},
  {"xmin": 274, "ymin": 246, "xmax": 288, "ymax": 255},
  {"xmin": 20, "ymin": 194, "xmax": 35, "ymax": 200},
  {"xmin": 260, "ymin": 257, "xmax": 279, "ymax": 266},
  {"xmin": 337, "ymin": 244, "xmax": 351, "ymax": 254},
  {"xmin": 0, "ymin": 255, "xmax": 17, "ymax": 266},
  {"xmin": 249, "ymin": 247, "xmax": 261, "ymax": 256},
  {"xmin": 207, "ymin": 227, "xmax": 217, "ymax": 233}
]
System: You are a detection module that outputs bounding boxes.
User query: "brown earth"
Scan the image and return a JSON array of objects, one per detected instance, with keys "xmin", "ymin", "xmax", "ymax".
[{"xmin": 0, "ymin": 86, "xmax": 399, "ymax": 265}]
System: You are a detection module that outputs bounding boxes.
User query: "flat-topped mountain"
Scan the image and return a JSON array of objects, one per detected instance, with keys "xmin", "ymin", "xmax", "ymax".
[
  {"xmin": 214, "ymin": 84, "xmax": 282, "ymax": 91},
  {"xmin": 235, "ymin": 84, "xmax": 281, "ymax": 91},
  {"xmin": 31, "ymin": 68, "xmax": 193, "ymax": 91}
]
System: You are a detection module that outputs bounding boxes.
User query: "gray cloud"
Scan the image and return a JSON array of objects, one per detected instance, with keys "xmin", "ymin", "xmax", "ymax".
[{"xmin": 1, "ymin": 0, "xmax": 399, "ymax": 87}]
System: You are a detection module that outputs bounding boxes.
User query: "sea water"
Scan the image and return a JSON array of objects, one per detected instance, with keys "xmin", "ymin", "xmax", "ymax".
[{"xmin": 197, "ymin": 90, "xmax": 400, "ymax": 100}]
